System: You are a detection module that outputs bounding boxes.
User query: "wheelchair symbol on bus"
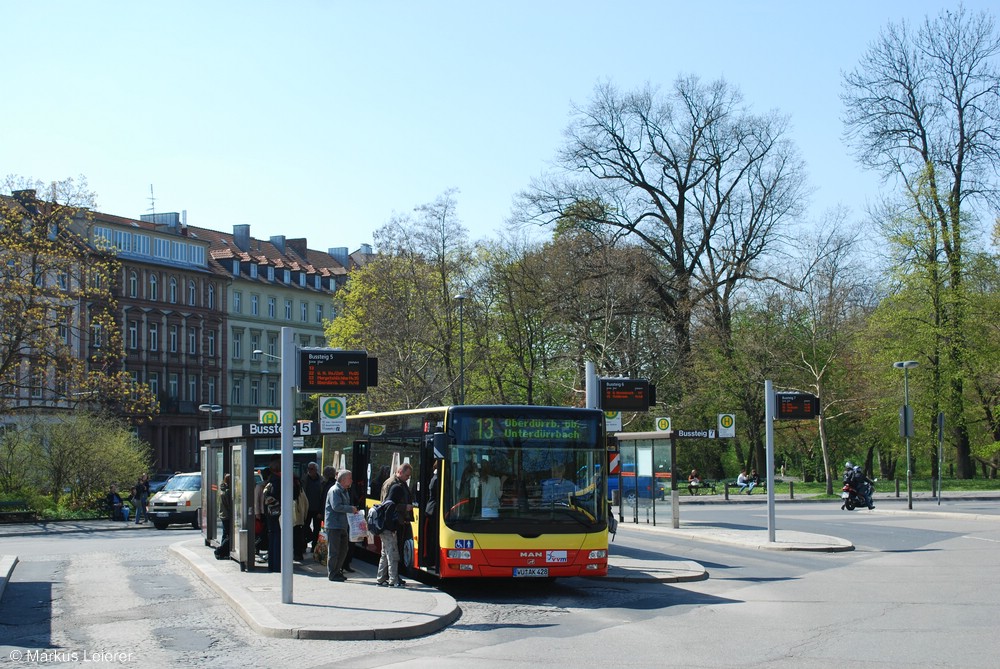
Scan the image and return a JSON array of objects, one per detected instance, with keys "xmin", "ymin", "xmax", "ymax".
[{"xmin": 454, "ymin": 539, "xmax": 474, "ymax": 549}]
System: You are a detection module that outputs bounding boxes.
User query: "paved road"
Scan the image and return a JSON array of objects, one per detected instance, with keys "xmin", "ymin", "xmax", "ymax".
[{"xmin": 2, "ymin": 501, "xmax": 999, "ymax": 667}]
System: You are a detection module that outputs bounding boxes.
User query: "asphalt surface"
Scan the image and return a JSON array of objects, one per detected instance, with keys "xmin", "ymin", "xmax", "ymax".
[{"xmin": 3, "ymin": 490, "xmax": 997, "ymax": 640}]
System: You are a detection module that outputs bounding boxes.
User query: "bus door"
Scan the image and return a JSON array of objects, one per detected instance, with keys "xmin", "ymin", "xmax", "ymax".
[
  {"xmin": 418, "ymin": 433, "xmax": 446, "ymax": 571},
  {"xmin": 350, "ymin": 440, "xmax": 370, "ymax": 505}
]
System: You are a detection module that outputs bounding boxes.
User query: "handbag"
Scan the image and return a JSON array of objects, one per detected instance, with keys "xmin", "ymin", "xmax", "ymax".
[{"xmin": 347, "ymin": 511, "xmax": 368, "ymax": 543}]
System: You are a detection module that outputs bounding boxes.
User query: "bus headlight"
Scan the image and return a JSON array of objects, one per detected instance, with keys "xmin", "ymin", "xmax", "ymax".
[
  {"xmin": 588, "ymin": 549, "xmax": 607, "ymax": 559},
  {"xmin": 447, "ymin": 550, "xmax": 471, "ymax": 560}
]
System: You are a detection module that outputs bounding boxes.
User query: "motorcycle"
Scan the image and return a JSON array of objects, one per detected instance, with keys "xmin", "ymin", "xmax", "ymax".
[{"xmin": 841, "ymin": 479, "xmax": 875, "ymax": 511}]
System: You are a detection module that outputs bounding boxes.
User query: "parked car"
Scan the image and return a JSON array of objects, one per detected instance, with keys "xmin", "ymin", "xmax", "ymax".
[
  {"xmin": 148, "ymin": 472, "xmax": 173, "ymax": 494},
  {"xmin": 148, "ymin": 472, "xmax": 201, "ymax": 530}
]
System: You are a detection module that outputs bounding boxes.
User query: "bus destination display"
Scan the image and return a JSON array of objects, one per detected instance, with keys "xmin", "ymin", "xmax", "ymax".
[
  {"xmin": 298, "ymin": 349, "xmax": 368, "ymax": 393},
  {"xmin": 460, "ymin": 415, "xmax": 598, "ymax": 443}
]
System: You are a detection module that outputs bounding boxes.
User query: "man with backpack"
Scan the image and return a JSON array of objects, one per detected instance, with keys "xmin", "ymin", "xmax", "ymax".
[{"xmin": 375, "ymin": 463, "xmax": 412, "ymax": 587}]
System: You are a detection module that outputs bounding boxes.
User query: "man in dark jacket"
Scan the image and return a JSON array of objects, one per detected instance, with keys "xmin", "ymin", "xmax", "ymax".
[
  {"xmin": 376, "ymin": 463, "xmax": 412, "ymax": 587},
  {"xmin": 302, "ymin": 462, "xmax": 325, "ymax": 554}
]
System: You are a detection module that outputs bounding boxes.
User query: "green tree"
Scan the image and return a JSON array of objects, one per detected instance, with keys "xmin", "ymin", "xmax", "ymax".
[
  {"xmin": 0, "ymin": 180, "xmax": 157, "ymax": 420},
  {"xmin": 843, "ymin": 6, "xmax": 1000, "ymax": 477}
]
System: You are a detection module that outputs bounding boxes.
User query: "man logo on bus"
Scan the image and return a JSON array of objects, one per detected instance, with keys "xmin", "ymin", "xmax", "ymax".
[{"xmin": 520, "ymin": 551, "xmax": 542, "ymax": 558}]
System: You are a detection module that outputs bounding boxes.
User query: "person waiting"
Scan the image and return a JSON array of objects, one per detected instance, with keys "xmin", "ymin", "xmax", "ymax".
[
  {"xmin": 107, "ymin": 484, "xmax": 130, "ymax": 521},
  {"xmin": 736, "ymin": 469, "xmax": 751, "ymax": 494},
  {"xmin": 687, "ymin": 469, "xmax": 702, "ymax": 495}
]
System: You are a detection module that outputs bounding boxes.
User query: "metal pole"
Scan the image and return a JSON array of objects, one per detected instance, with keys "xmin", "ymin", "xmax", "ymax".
[
  {"xmin": 904, "ymin": 367, "xmax": 912, "ymax": 511},
  {"xmin": 937, "ymin": 412, "xmax": 944, "ymax": 507},
  {"xmin": 457, "ymin": 295, "xmax": 465, "ymax": 405},
  {"xmin": 764, "ymin": 380, "xmax": 776, "ymax": 542},
  {"xmin": 280, "ymin": 327, "xmax": 294, "ymax": 603}
]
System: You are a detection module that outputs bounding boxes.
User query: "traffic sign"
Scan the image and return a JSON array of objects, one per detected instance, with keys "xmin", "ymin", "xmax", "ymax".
[
  {"xmin": 319, "ymin": 396, "xmax": 347, "ymax": 434},
  {"xmin": 605, "ymin": 411, "xmax": 622, "ymax": 432},
  {"xmin": 674, "ymin": 429, "xmax": 716, "ymax": 439},
  {"xmin": 718, "ymin": 413, "xmax": 735, "ymax": 438},
  {"xmin": 259, "ymin": 409, "xmax": 279, "ymax": 424},
  {"xmin": 608, "ymin": 451, "xmax": 622, "ymax": 475},
  {"xmin": 655, "ymin": 417, "xmax": 672, "ymax": 432}
]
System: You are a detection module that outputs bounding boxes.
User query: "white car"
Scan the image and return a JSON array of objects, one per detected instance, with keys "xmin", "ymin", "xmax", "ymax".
[{"xmin": 148, "ymin": 472, "xmax": 201, "ymax": 530}]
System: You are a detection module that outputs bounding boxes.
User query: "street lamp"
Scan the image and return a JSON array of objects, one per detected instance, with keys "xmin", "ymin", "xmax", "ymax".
[
  {"xmin": 893, "ymin": 361, "xmax": 919, "ymax": 510},
  {"xmin": 198, "ymin": 403, "xmax": 222, "ymax": 430},
  {"xmin": 253, "ymin": 349, "xmax": 281, "ymax": 361},
  {"xmin": 455, "ymin": 295, "xmax": 465, "ymax": 405}
]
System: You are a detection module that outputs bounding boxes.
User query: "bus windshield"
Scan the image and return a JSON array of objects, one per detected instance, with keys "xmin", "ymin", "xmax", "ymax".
[{"xmin": 444, "ymin": 407, "xmax": 606, "ymax": 532}]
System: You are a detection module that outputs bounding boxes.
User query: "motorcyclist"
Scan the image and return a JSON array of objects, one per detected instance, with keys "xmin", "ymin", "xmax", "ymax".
[{"xmin": 853, "ymin": 465, "xmax": 875, "ymax": 509}]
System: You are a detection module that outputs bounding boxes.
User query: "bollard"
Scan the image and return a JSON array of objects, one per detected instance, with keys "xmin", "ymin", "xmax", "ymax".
[
  {"xmin": 789, "ymin": 481, "xmax": 794, "ymax": 499},
  {"xmin": 724, "ymin": 482, "xmax": 730, "ymax": 500},
  {"xmin": 895, "ymin": 478, "xmax": 900, "ymax": 497}
]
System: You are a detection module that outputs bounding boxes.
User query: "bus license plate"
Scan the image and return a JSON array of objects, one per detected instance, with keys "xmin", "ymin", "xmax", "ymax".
[{"xmin": 513, "ymin": 568, "xmax": 549, "ymax": 577}]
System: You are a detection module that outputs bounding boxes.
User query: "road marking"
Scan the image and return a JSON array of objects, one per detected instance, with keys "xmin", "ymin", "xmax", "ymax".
[{"xmin": 963, "ymin": 535, "xmax": 1000, "ymax": 543}]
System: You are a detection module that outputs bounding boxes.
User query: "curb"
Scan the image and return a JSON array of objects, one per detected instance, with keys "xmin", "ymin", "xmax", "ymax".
[
  {"xmin": 170, "ymin": 542, "xmax": 461, "ymax": 641},
  {"xmin": 0, "ymin": 554, "xmax": 18, "ymax": 603}
]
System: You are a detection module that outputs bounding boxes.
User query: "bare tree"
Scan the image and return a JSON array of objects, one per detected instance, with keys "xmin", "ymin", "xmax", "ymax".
[
  {"xmin": 842, "ymin": 5, "xmax": 1000, "ymax": 477},
  {"xmin": 519, "ymin": 78, "xmax": 807, "ymax": 378}
]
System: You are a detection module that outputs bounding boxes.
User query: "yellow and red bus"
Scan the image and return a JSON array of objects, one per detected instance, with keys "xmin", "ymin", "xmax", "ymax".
[{"xmin": 323, "ymin": 405, "xmax": 610, "ymax": 579}]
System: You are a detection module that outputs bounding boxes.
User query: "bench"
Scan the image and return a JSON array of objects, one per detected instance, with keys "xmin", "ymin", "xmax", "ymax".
[
  {"xmin": 725, "ymin": 480, "xmax": 771, "ymax": 498},
  {"xmin": 687, "ymin": 480, "xmax": 718, "ymax": 495},
  {"xmin": 0, "ymin": 499, "xmax": 34, "ymax": 521}
]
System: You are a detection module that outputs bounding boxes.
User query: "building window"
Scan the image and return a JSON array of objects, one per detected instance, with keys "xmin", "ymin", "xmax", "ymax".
[
  {"xmin": 231, "ymin": 379, "xmax": 243, "ymax": 406},
  {"xmin": 148, "ymin": 372, "xmax": 159, "ymax": 397},
  {"xmin": 267, "ymin": 337, "xmax": 277, "ymax": 357},
  {"xmin": 128, "ymin": 321, "xmax": 138, "ymax": 349},
  {"xmin": 188, "ymin": 375, "xmax": 198, "ymax": 402},
  {"xmin": 188, "ymin": 327, "xmax": 197, "ymax": 354},
  {"xmin": 189, "ymin": 280, "xmax": 197, "ymax": 305},
  {"xmin": 315, "ymin": 304, "xmax": 323, "ymax": 323},
  {"xmin": 169, "ymin": 277, "xmax": 177, "ymax": 304},
  {"xmin": 207, "ymin": 330, "xmax": 216, "ymax": 357},
  {"xmin": 208, "ymin": 284, "xmax": 215, "ymax": 309},
  {"xmin": 207, "ymin": 376, "xmax": 216, "ymax": 405},
  {"xmin": 129, "ymin": 271, "xmax": 138, "ymax": 297},
  {"xmin": 284, "ymin": 269, "xmax": 291, "ymax": 283},
  {"xmin": 251, "ymin": 294, "xmax": 259, "ymax": 316},
  {"xmin": 268, "ymin": 297, "xmax": 276, "ymax": 318},
  {"xmin": 168, "ymin": 373, "xmax": 179, "ymax": 400},
  {"xmin": 267, "ymin": 381, "xmax": 276, "ymax": 407},
  {"xmin": 169, "ymin": 325, "xmax": 178, "ymax": 353},
  {"xmin": 233, "ymin": 330, "xmax": 242, "ymax": 359},
  {"xmin": 250, "ymin": 379, "xmax": 260, "ymax": 406},
  {"xmin": 250, "ymin": 263, "xmax": 258, "ymax": 279},
  {"xmin": 91, "ymin": 322, "xmax": 103, "ymax": 348},
  {"xmin": 149, "ymin": 274, "xmax": 158, "ymax": 301},
  {"xmin": 148, "ymin": 323, "xmax": 158, "ymax": 351},
  {"xmin": 284, "ymin": 299, "xmax": 292, "ymax": 320},
  {"xmin": 233, "ymin": 291, "xmax": 242, "ymax": 313},
  {"xmin": 250, "ymin": 333, "xmax": 260, "ymax": 356},
  {"xmin": 301, "ymin": 302, "xmax": 308, "ymax": 322}
]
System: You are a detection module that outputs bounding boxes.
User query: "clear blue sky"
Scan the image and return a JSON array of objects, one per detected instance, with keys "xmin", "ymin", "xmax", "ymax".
[{"xmin": 5, "ymin": 1, "xmax": 994, "ymax": 254}]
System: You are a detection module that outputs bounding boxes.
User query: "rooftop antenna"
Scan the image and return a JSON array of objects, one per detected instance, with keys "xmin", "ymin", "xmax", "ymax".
[{"xmin": 148, "ymin": 185, "xmax": 156, "ymax": 215}]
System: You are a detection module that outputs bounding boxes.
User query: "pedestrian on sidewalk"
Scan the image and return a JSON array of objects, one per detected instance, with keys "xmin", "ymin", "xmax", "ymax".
[
  {"xmin": 324, "ymin": 470, "xmax": 356, "ymax": 581},
  {"xmin": 303, "ymin": 462, "xmax": 325, "ymax": 555},
  {"xmin": 376, "ymin": 463, "xmax": 413, "ymax": 587},
  {"xmin": 132, "ymin": 473, "xmax": 150, "ymax": 524}
]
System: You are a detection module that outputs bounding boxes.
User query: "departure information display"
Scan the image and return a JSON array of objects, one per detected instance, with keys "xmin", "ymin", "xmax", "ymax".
[{"xmin": 298, "ymin": 349, "xmax": 369, "ymax": 393}]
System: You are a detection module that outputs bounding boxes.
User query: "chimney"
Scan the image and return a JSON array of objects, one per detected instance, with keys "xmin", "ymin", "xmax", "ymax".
[
  {"xmin": 358, "ymin": 243, "xmax": 373, "ymax": 255},
  {"xmin": 270, "ymin": 235, "xmax": 286, "ymax": 253},
  {"xmin": 287, "ymin": 238, "xmax": 308, "ymax": 258},
  {"xmin": 233, "ymin": 224, "xmax": 251, "ymax": 251},
  {"xmin": 328, "ymin": 247, "xmax": 349, "ymax": 265}
]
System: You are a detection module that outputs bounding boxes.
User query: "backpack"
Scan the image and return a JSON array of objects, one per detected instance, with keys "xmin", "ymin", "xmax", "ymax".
[{"xmin": 367, "ymin": 499, "xmax": 397, "ymax": 535}]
